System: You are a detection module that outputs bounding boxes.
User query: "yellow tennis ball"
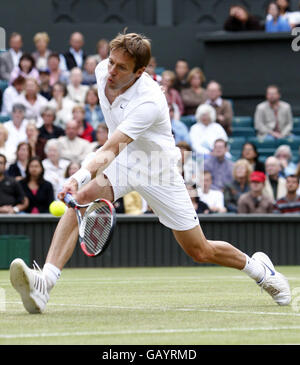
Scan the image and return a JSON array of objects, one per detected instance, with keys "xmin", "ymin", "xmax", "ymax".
[{"xmin": 49, "ymin": 200, "xmax": 66, "ymax": 217}]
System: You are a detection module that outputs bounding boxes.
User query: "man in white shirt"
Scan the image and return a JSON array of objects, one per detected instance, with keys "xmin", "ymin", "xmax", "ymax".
[
  {"xmin": 0, "ymin": 32, "xmax": 23, "ymax": 81},
  {"xmin": 197, "ymin": 171, "xmax": 226, "ymax": 213},
  {"xmin": 1, "ymin": 75, "xmax": 25, "ymax": 116},
  {"xmin": 3, "ymin": 103, "xmax": 28, "ymax": 154},
  {"xmin": 10, "ymin": 32, "xmax": 291, "ymax": 314}
]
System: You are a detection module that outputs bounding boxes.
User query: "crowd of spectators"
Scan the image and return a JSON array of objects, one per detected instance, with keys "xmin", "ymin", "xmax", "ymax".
[{"xmin": 0, "ymin": 0, "xmax": 300, "ymax": 216}]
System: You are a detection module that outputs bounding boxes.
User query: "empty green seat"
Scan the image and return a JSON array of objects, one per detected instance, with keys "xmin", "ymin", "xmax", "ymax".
[{"xmin": 180, "ymin": 115, "xmax": 196, "ymax": 130}]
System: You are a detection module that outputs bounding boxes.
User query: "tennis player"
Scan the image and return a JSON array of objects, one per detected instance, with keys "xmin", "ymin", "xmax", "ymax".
[{"xmin": 10, "ymin": 32, "xmax": 290, "ymax": 313}]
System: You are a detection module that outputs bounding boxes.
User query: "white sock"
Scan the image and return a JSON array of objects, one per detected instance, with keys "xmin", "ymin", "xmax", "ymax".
[
  {"xmin": 43, "ymin": 263, "xmax": 61, "ymax": 292},
  {"xmin": 242, "ymin": 254, "xmax": 265, "ymax": 283}
]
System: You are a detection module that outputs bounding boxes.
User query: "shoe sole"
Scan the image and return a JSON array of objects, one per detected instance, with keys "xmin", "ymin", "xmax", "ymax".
[{"xmin": 10, "ymin": 259, "xmax": 42, "ymax": 314}]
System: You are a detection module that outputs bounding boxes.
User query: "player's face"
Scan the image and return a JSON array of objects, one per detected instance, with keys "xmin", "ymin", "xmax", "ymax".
[{"xmin": 107, "ymin": 49, "xmax": 144, "ymax": 92}]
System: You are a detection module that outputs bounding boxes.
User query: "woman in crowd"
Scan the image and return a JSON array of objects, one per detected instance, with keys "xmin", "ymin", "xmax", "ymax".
[
  {"xmin": 16, "ymin": 78, "xmax": 48, "ymax": 127},
  {"xmin": 265, "ymin": 2, "xmax": 291, "ymax": 32},
  {"xmin": 67, "ymin": 67, "xmax": 89, "ymax": 104},
  {"xmin": 224, "ymin": 159, "xmax": 252, "ymax": 213},
  {"xmin": 240, "ymin": 142, "xmax": 265, "ymax": 172},
  {"xmin": 180, "ymin": 67, "xmax": 207, "ymax": 116},
  {"xmin": 84, "ymin": 87, "xmax": 105, "ymax": 130},
  {"xmin": 47, "ymin": 53, "xmax": 69, "ymax": 86},
  {"xmin": 48, "ymin": 82, "xmax": 75, "ymax": 129},
  {"xmin": 224, "ymin": 4, "xmax": 263, "ymax": 31},
  {"xmin": 0, "ymin": 124, "xmax": 16, "ymax": 165},
  {"xmin": 161, "ymin": 70, "xmax": 184, "ymax": 119},
  {"xmin": 20, "ymin": 156, "xmax": 54, "ymax": 213},
  {"xmin": 42, "ymin": 139, "xmax": 70, "ymax": 199},
  {"xmin": 32, "ymin": 32, "xmax": 52, "ymax": 71},
  {"xmin": 64, "ymin": 161, "xmax": 81, "ymax": 181},
  {"xmin": 82, "ymin": 56, "xmax": 97, "ymax": 86},
  {"xmin": 189, "ymin": 104, "xmax": 228, "ymax": 156},
  {"xmin": 274, "ymin": 144, "xmax": 297, "ymax": 177},
  {"xmin": 7, "ymin": 142, "xmax": 32, "ymax": 181},
  {"xmin": 72, "ymin": 105, "xmax": 95, "ymax": 142},
  {"xmin": 10, "ymin": 54, "xmax": 40, "ymax": 84},
  {"xmin": 91, "ymin": 123, "xmax": 108, "ymax": 151},
  {"xmin": 25, "ymin": 121, "xmax": 46, "ymax": 160}
]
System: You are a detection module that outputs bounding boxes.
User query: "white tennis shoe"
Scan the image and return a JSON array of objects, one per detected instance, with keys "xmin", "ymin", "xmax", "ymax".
[
  {"xmin": 10, "ymin": 258, "xmax": 49, "ymax": 314},
  {"xmin": 252, "ymin": 252, "xmax": 291, "ymax": 306}
]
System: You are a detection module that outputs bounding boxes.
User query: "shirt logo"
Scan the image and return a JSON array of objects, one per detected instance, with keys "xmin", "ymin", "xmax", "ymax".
[{"xmin": 120, "ymin": 103, "xmax": 126, "ymax": 110}]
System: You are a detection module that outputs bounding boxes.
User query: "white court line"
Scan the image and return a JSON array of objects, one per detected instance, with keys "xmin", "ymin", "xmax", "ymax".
[
  {"xmin": 1, "ymin": 325, "xmax": 300, "ymax": 339},
  {"xmin": 1, "ymin": 275, "xmax": 299, "ymax": 286},
  {"xmin": 3, "ymin": 300, "xmax": 300, "ymax": 317}
]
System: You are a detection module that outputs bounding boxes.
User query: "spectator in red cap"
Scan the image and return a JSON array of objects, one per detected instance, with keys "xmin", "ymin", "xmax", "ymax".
[{"xmin": 237, "ymin": 171, "xmax": 274, "ymax": 213}]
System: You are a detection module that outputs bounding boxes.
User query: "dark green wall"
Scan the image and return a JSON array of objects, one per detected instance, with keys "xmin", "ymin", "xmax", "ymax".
[
  {"xmin": 0, "ymin": 214, "xmax": 299, "ymax": 267},
  {"xmin": 1, "ymin": 0, "xmax": 300, "ymax": 115}
]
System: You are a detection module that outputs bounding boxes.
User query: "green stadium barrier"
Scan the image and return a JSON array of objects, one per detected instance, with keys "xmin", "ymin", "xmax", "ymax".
[
  {"xmin": 0, "ymin": 115, "xmax": 10, "ymax": 123},
  {"xmin": 0, "ymin": 235, "xmax": 30, "ymax": 269},
  {"xmin": 0, "ymin": 80, "xmax": 8, "ymax": 93}
]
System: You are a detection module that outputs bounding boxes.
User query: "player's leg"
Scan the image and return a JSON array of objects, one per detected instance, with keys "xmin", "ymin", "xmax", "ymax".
[
  {"xmin": 173, "ymin": 224, "xmax": 246, "ymax": 270},
  {"xmin": 173, "ymin": 224, "xmax": 291, "ymax": 305},
  {"xmin": 136, "ymin": 176, "xmax": 291, "ymax": 306}
]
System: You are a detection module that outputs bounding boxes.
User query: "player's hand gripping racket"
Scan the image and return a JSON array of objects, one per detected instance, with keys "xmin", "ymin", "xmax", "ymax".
[{"xmin": 64, "ymin": 193, "xmax": 116, "ymax": 257}]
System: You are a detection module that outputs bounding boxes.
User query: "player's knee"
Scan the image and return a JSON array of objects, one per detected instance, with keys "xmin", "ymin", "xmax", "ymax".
[{"xmin": 189, "ymin": 247, "xmax": 213, "ymax": 264}]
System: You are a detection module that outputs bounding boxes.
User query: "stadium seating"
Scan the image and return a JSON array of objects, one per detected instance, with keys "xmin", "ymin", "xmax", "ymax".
[
  {"xmin": 231, "ymin": 126, "xmax": 256, "ymax": 138},
  {"xmin": 0, "ymin": 115, "xmax": 10, "ymax": 123},
  {"xmin": 232, "ymin": 116, "xmax": 253, "ymax": 128},
  {"xmin": 180, "ymin": 115, "xmax": 196, "ymax": 130},
  {"xmin": 0, "ymin": 80, "xmax": 8, "ymax": 93}
]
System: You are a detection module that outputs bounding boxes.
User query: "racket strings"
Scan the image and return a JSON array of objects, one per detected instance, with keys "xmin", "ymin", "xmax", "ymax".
[{"xmin": 82, "ymin": 203, "xmax": 112, "ymax": 255}]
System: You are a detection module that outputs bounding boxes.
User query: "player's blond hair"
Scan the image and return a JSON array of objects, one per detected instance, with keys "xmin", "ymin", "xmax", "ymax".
[{"xmin": 109, "ymin": 31, "xmax": 151, "ymax": 72}]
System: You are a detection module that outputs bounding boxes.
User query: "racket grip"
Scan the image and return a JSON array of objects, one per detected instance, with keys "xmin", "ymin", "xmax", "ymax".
[{"xmin": 64, "ymin": 193, "xmax": 76, "ymax": 208}]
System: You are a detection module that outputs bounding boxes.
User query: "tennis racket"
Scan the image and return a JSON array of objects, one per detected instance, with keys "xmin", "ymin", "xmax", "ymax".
[{"xmin": 64, "ymin": 193, "xmax": 116, "ymax": 257}]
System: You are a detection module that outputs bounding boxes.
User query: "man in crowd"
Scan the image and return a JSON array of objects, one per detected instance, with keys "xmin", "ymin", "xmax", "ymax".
[
  {"xmin": 254, "ymin": 85, "xmax": 293, "ymax": 140},
  {"xmin": 56, "ymin": 119, "xmax": 92, "ymax": 164},
  {"xmin": 0, "ymin": 32, "xmax": 23, "ymax": 81},
  {"xmin": 263, "ymin": 156, "xmax": 287, "ymax": 202},
  {"xmin": 205, "ymin": 80, "xmax": 233, "ymax": 136},
  {"xmin": 173, "ymin": 59, "xmax": 190, "ymax": 92},
  {"xmin": 60, "ymin": 32, "xmax": 86, "ymax": 71},
  {"xmin": 0, "ymin": 154, "xmax": 28, "ymax": 214},
  {"xmin": 3, "ymin": 103, "xmax": 28, "ymax": 152},
  {"xmin": 238, "ymin": 171, "xmax": 274, "ymax": 213},
  {"xmin": 204, "ymin": 139, "xmax": 233, "ymax": 191},
  {"xmin": 274, "ymin": 175, "xmax": 300, "ymax": 213}
]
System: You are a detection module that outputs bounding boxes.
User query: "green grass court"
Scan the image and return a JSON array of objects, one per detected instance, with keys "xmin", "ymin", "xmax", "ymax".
[{"xmin": 0, "ymin": 266, "xmax": 300, "ymax": 345}]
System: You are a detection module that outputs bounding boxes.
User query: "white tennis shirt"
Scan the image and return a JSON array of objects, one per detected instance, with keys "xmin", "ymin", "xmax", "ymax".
[{"xmin": 95, "ymin": 59, "xmax": 181, "ymax": 173}]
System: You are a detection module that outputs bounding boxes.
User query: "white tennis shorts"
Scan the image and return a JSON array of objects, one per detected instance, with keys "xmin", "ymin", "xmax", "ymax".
[{"xmin": 104, "ymin": 159, "xmax": 200, "ymax": 231}]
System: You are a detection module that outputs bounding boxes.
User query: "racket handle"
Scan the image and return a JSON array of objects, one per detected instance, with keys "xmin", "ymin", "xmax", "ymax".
[{"xmin": 64, "ymin": 193, "xmax": 77, "ymax": 208}]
